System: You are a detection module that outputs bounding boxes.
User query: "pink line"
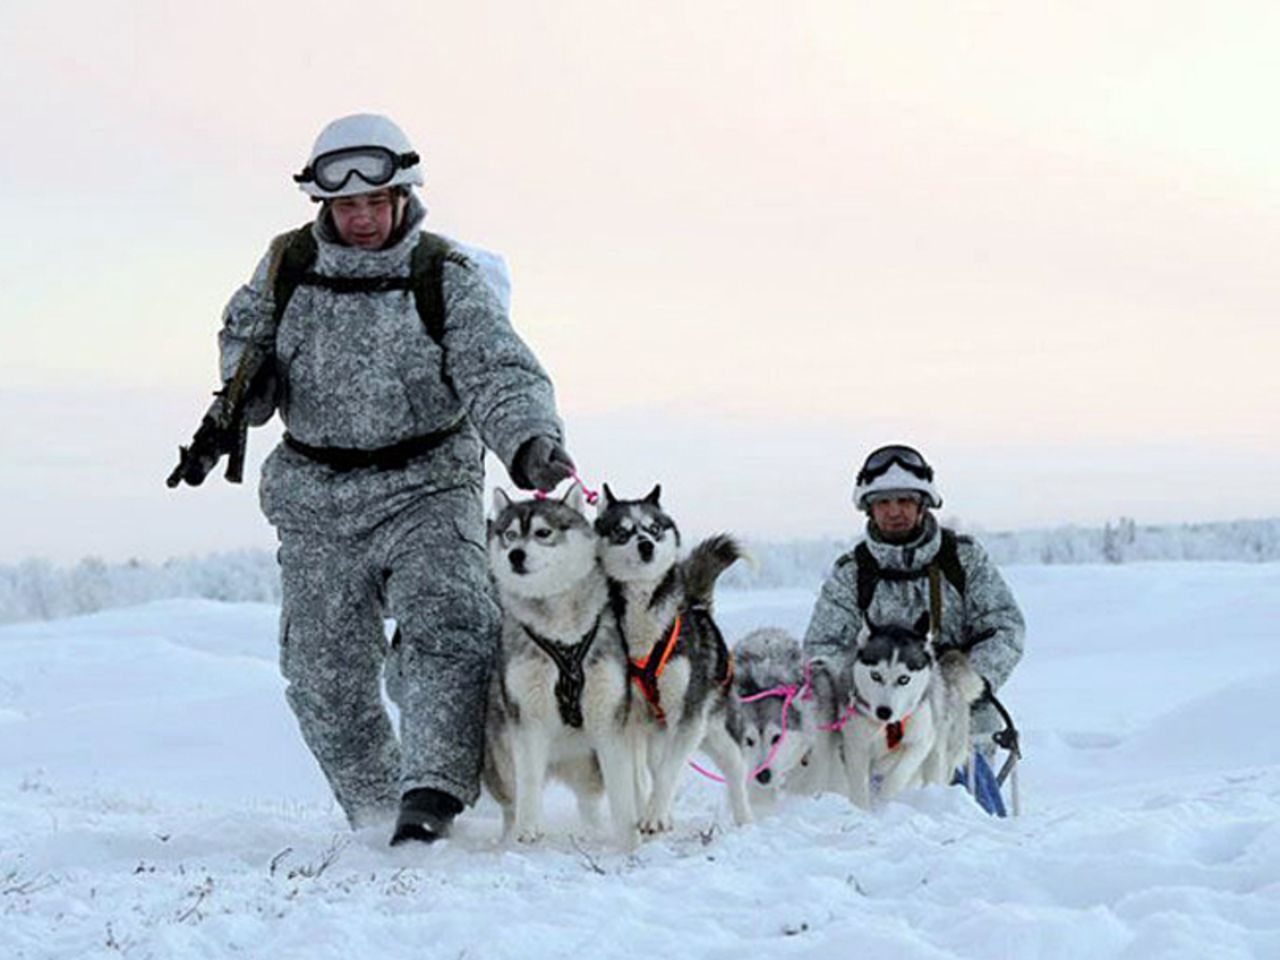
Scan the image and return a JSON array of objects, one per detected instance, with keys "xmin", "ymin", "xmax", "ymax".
[
  {"xmin": 689, "ymin": 684, "xmax": 798, "ymax": 784},
  {"xmin": 533, "ymin": 469, "xmax": 600, "ymax": 505}
]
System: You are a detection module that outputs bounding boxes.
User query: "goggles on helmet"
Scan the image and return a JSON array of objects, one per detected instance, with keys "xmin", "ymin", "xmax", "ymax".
[
  {"xmin": 293, "ymin": 146, "xmax": 420, "ymax": 193},
  {"xmin": 856, "ymin": 445, "xmax": 934, "ymax": 486}
]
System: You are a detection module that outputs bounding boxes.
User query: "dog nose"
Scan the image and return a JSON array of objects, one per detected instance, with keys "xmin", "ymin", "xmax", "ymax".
[
  {"xmin": 755, "ymin": 768, "xmax": 772, "ymax": 785},
  {"xmin": 638, "ymin": 539, "xmax": 654, "ymax": 562},
  {"xmin": 508, "ymin": 549, "xmax": 526, "ymax": 573},
  {"xmin": 875, "ymin": 706, "xmax": 892, "ymax": 721}
]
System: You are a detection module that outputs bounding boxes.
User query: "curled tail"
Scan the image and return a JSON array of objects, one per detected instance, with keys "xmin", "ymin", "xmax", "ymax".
[
  {"xmin": 938, "ymin": 649, "xmax": 984, "ymax": 705},
  {"xmin": 682, "ymin": 534, "xmax": 746, "ymax": 611}
]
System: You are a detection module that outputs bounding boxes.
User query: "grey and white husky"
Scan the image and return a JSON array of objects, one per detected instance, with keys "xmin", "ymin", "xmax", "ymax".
[
  {"xmin": 482, "ymin": 487, "xmax": 639, "ymax": 849},
  {"xmin": 733, "ymin": 628, "xmax": 837, "ymax": 805},
  {"xmin": 595, "ymin": 484, "xmax": 753, "ymax": 833},
  {"xmin": 839, "ymin": 613, "xmax": 983, "ymax": 809}
]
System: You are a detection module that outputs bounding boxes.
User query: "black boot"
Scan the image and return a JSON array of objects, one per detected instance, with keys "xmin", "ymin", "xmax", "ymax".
[{"xmin": 389, "ymin": 788, "xmax": 463, "ymax": 847}]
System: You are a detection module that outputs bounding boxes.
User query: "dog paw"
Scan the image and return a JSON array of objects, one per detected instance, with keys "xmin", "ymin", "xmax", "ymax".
[
  {"xmin": 639, "ymin": 815, "xmax": 674, "ymax": 835},
  {"xmin": 515, "ymin": 826, "xmax": 544, "ymax": 844}
]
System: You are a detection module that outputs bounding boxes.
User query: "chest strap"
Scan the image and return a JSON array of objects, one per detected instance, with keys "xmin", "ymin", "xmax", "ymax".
[
  {"xmin": 521, "ymin": 614, "xmax": 602, "ymax": 729},
  {"xmin": 629, "ymin": 614, "xmax": 683, "ymax": 726}
]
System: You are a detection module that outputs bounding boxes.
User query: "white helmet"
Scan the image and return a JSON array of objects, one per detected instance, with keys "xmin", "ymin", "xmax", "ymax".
[
  {"xmin": 293, "ymin": 113, "xmax": 425, "ymax": 200},
  {"xmin": 852, "ymin": 444, "xmax": 943, "ymax": 510}
]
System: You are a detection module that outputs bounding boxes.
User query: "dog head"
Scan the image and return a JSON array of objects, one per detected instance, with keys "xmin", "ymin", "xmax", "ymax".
[
  {"xmin": 593, "ymin": 483, "xmax": 681, "ymax": 584},
  {"xmin": 487, "ymin": 486, "xmax": 597, "ymax": 599},
  {"xmin": 734, "ymin": 628, "xmax": 812, "ymax": 788},
  {"xmin": 849, "ymin": 611, "xmax": 934, "ymax": 724}
]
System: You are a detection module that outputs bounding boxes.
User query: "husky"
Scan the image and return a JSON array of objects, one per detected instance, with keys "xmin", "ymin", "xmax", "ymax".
[
  {"xmin": 482, "ymin": 486, "xmax": 639, "ymax": 849},
  {"xmin": 595, "ymin": 484, "xmax": 753, "ymax": 833},
  {"xmin": 733, "ymin": 628, "xmax": 824, "ymax": 804},
  {"xmin": 837, "ymin": 612, "xmax": 985, "ymax": 809}
]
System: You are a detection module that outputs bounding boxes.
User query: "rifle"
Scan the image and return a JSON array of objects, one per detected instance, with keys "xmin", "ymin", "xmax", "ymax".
[{"xmin": 166, "ymin": 343, "xmax": 272, "ymax": 487}]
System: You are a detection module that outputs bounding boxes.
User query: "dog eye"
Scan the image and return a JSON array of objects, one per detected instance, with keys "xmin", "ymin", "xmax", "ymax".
[
  {"xmin": 534, "ymin": 528, "xmax": 552, "ymax": 540},
  {"xmin": 770, "ymin": 734, "xmax": 781, "ymax": 746},
  {"xmin": 896, "ymin": 675, "xmax": 910, "ymax": 686},
  {"xmin": 744, "ymin": 735, "xmax": 756, "ymax": 748},
  {"xmin": 870, "ymin": 671, "xmax": 883, "ymax": 684},
  {"xmin": 501, "ymin": 530, "xmax": 518, "ymax": 544},
  {"xmin": 644, "ymin": 522, "xmax": 664, "ymax": 537}
]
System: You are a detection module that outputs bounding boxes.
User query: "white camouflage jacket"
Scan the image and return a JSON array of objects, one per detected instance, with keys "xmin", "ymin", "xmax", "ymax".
[
  {"xmin": 217, "ymin": 196, "xmax": 563, "ymax": 537},
  {"xmin": 803, "ymin": 514, "xmax": 1025, "ymax": 734}
]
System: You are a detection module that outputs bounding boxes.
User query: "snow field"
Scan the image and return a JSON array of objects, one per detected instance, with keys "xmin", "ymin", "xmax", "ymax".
[{"xmin": 2, "ymin": 563, "xmax": 1279, "ymax": 959}]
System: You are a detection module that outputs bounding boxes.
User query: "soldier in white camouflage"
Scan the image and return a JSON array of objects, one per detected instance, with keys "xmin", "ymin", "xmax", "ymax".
[
  {"xmin": 803, "ymin": 444, "xmax": 1025, "ymax": 741},
  {"xmin": 210, "ymin": 114, "xmax": 573, "ymax": 844}
]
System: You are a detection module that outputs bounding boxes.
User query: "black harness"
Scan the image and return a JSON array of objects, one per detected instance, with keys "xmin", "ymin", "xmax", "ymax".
[
  {"xmin": 521, "ymin": 614, "xmax": 603, "ymax": 729},
  {"xmin": 265, "ymin": 224, "xmax": 472, "ymax": 470},
  {"xmin": 271, "ymin": 223, "xmax": 470, "ymax": 343},
  {"xmin": 850, "ymin": 528, "xmax": 969, "ymax": 613}
]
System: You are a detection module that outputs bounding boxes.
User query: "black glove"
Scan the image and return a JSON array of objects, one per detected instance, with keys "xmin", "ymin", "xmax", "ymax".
[{"xmin": 512, "ymin": 436, "xmax": 575, "ymax": 491}]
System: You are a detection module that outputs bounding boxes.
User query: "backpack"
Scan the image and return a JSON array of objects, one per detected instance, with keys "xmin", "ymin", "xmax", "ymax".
[{"xmin": 265, "ymin": 223, "xmax": 474, "ymax": 342}]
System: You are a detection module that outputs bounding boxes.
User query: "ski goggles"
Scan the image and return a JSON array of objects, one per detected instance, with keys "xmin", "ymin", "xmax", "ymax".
[
  {"xmin": 293, "ymin": 146, "xmax": 420, "ymax": 193},
  {"xmin": 856, "ymin": 445, "xmax": 934, "ymax": 485}
]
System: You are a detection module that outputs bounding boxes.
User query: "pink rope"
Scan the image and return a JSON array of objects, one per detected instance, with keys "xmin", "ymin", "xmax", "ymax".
[
  {"xmin": 533, "ymin": 469, "xmax": 600, "ymax": 506},
  {"xmin": 689, "ymin": 684, "xmax": 799, "ymax": 784}
]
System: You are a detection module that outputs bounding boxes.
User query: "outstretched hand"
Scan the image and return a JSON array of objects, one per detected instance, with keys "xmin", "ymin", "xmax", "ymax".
[{"xmin": 513, "ymin": 435, "xmax": 575, "ymax": 491}]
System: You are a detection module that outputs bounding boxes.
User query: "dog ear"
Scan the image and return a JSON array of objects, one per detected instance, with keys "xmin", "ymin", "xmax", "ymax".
[
  {"xmin": 562, "ymin": 483, "xmax": 586, "ymax": 517},
  {"xmin": 600, "ymin": 483, "xmax": 617, "ymax": 510},
  {"xmin": 492, "ymin": 487, "xmax": 512, "ymax": 515},
  {"xmin": 913, "ymin": 611, "xmax": 931, "ymax": 637},
  {"xmin": 644, "ymin": 484, "xmax": 662, "ymax": 506}
]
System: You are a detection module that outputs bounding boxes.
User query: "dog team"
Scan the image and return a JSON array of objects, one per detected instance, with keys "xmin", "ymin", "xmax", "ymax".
[
  {"xmin": 178, "ymin": 113, "xmax": 1026, "ymax": 847},
  {"xmin": 477, "ymin": 439, "xmax": 1025, "ymax": 849}
]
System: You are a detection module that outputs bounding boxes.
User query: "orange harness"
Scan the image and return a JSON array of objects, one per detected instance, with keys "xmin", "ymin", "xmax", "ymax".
[{"xmin": 628, "ymin": 614, "xmax": 683, "ymax": 726}]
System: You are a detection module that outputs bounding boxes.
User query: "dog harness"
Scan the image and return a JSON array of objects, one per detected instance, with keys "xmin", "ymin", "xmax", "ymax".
[
  {"xmin": 521, "ymin": 613, "xmax": 603, "ymax": 729},
  {"xmin": 820, "ymin": 692, "xmax": 911, "ymax": 751},
  {"xmin": 628, "ymin": 614, "xmax": 683, "ymax": 726},
  {"xmin": 629, "ymin": 608, "xmax": 736, "ymax": 728}
]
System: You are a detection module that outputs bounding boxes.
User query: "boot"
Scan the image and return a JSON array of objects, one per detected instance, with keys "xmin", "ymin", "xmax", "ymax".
[{"xmin": 389, "ymin": 788, "xmax": 463, "ymax": 846}]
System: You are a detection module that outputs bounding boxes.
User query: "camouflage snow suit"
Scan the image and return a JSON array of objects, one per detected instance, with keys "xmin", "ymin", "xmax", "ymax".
[
  {"xmin": 803, "ymin": 514, "xmax": 1025, "ymax": 736},
  {"xmin": 219, "ymin": 196, "xmax": 562, "ymax": 825}
]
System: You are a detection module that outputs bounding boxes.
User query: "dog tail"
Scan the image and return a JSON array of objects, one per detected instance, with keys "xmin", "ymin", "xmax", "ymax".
[
  {"xmin": 938, "ymin": 649, "xmax": 984, "ymax": 705},
  {"xmin": 683, "ymin": 534, "xmax": 746, "ymax": 610}
]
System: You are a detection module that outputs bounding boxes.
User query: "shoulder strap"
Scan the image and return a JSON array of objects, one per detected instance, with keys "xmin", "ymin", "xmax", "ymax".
[
  {"xmin": 410, "ymin": 232, "xmax": 472, "ymax": 345},
  {"xmin": 269, "ymin": 224, "xmax": 318, "ymax": 327},
  {"xmin": 936, "ymin": 528, "xmax": 968, "ymax": 598},
  {"xmin": 853, "ymin": 542, "xmax": 879, "ymax": 612},
  {"xmin": 267, "ymin": 226, "xmax": 469, "ymax": 347}
]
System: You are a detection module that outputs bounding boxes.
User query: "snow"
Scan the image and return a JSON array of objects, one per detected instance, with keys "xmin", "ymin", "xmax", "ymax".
[{"xmin": 2, "ymin": 564, "xmax": 1278, "ymax": 959}]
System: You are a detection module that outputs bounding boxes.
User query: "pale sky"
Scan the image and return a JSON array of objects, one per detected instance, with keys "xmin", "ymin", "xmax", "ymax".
[{"xmin": 1, "ymin": 1, "xmax": 1277, "ymax": 563}]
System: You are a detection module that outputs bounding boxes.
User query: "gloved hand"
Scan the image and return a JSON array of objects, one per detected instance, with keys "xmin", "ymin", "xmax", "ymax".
[{"xmin": 512, "ymin": 435, "xmax": 575, "ymax": 491}]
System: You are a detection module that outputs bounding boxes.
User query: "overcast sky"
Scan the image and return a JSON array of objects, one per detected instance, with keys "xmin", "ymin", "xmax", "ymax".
[{"xmin": 1, "ymin": 1, "xmax": 1277, "ymax": 564}]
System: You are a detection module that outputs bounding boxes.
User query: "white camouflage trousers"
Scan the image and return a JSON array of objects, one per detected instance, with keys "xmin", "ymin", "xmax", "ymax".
[{"xmin": 276, "ymin": 485, "xmax": 499, "ymax": 826}]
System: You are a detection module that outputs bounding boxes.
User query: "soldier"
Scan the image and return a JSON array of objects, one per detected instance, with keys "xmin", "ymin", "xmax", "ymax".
[
  {"xmin": 177, "ymin": 113, "xmax": 573, "ymax": 844},
  {"xmin": 803, "ymin": 444, "xmax": 1025, "ymax": 804}
]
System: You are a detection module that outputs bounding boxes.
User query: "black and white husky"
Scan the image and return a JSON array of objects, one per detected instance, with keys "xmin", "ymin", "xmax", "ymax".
[
  {"xmin": 483, "ymin": 487, "xmax": 639, "ymax": 849},
  {"xmin": 594, "ymin": 484, "xmax": 753, "ymax": 833},
  {"xmin": 838, "ymin": 613, "xmax": 983, "ymax": 809}
]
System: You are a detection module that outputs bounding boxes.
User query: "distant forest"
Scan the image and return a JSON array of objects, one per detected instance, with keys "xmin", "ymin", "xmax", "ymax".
[{"xmin": 3, "ymin": 517, "xmax": 1278, "ymax": 624}]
